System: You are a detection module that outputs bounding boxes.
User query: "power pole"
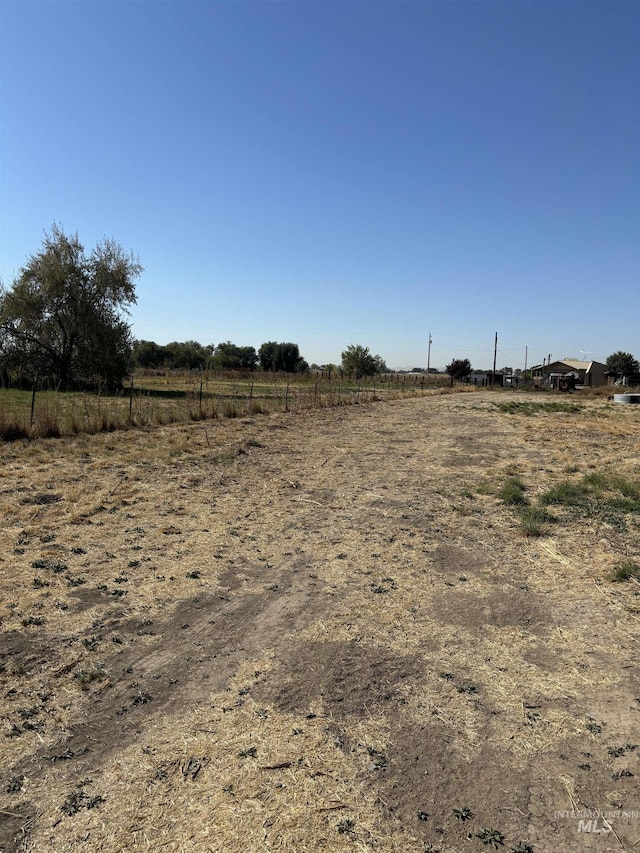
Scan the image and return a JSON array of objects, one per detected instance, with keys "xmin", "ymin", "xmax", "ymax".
[
  {"xmin": 427, "ymin": 332, "xmax": 432, "ymax": 378},
  {"xmin": 492, "ymin": 332, "xmax": 498, "ymax": 386},
  {"xmin": 524, "ymin": 346, "xmax": 528, "ymax": 375}
]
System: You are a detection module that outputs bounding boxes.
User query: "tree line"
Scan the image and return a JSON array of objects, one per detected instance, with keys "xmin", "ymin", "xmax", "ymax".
[
  {"xmin": 0, "ymin": 227, "xmax": 394, "ymax": 390},
  {"xmin": 133, "ymin": 339, "xmax": 308, "ymax": 373},
  {"xmin": 2, "ymin": 227, "xmax": 637, "ymax": 392}
]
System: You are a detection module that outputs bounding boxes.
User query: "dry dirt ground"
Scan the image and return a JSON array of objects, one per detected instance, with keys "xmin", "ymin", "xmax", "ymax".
[{"xmin": 1, "ymin": 390, "xmax": 639, "ymax": 853}]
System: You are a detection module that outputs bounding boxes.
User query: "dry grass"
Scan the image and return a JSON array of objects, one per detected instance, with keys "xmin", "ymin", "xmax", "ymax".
[{"xmin": 1, "ymin": 391, "xmax": 639, "ymax": 852}]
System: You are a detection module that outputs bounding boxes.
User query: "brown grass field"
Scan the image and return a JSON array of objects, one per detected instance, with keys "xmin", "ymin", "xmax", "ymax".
[{"xmin": 1, "ymin": 389, "xmax": 639, "ymax": 852}]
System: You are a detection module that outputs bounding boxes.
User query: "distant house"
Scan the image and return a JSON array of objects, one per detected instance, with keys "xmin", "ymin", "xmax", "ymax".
[
  {"xmin": 467, "ymin": 372, "xmax": 504, "ymax": 386},
  {"xmin": 531, "ymin": 358, "xmax": 606, "ymax": 387}
]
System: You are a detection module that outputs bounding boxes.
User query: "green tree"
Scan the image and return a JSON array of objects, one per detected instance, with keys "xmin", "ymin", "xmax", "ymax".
[
  {"xmin": 341, "ymin": 344, "xmax": 385, "ymax": 379},
  {"xmin": 0, "ymin": 225, "xmax": 142, "ymax": 390},
  {"xmin": 213, "ymin": 342, "xmax": 258, "ymax": 370},
  {"xmin": 445, "ymin": 358, "xmax": 472, "ymax": 381},
  {"xmin": 164, "ymin": 340, "xmax": 209, "ymax": 370},
  {"xmin": 606, "ymin": 351, "xmax": 639, "ymax": 378},
  {"xmin": 133, "ymin": 340, "xmax": 167, "ymax": 369},
  {"xmin": 259, "ymin": 341, "xmax": 307, "ymax": 373}
]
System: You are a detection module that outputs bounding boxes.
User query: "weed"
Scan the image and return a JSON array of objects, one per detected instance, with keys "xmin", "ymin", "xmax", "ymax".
[
  {"xmin": 238, "ymin": 746, "xmax": 257, "ymax": 758},
  {"xmin": 18, "ymin": 706, "xmax": 40, "ymax": 719},
  {"xmin": 494, "ymin": 401, "xmax": 581, "ymax": 416},
  {"xmin": 609, "ymin": 560, "xmax": 640, "ymax": 582},
  {"xmin": 131, "ymin": 690, "xmax": 152, "ymax": 705},
  {"xmin": 336, "ymin": 818, "xmax": 355, "ymax": 834},
  {"xmin": 32, "ymin": 558, "xmax": 67, "ymax": 573},
  {"xmin": 185, "ymin": 571, "xmax": 201, "ymax": 579},
  {"xmin": 511, "ymin": 844, "xmax": 534, "ymax": 853},
  {"xmin": 539, "ymin": 473, "xmax": 640, "ymax": 521},
  {"xmin": 476, "ymin": 827, "xmax": 505, "ymax": 847},
  {"xmin": 367, "ymin": 747, "xmax": 388, "ymax": 769},
  {"xmin": 498, "ymin": 477, "xmax": 527, "ymax": 506},
  {"xmin": 417, "ymin": 810, "xmax": 429, "ymax": 821},
  {"xmin": 517, "ymin": 506, "xmax": 553, "ymax": 537},
  {"xmin": 60, "ymin": 789, "xmax": 105, "ymax": 816},
  {"xmin": 457, "ymin": 683, "xmax": 478, "ymax": 694},
  {"xmin": 539, "ymin": 482, "xmax": 585, "ymax": 506},
  {"xmin": 32, "ymin": 577, "xmax": 50, "ymax": 588},
  {"xmin": 73, "ymin": 664, "xmax": 106, "ymax": 689},
  {"xmin": 6, "ymin": 775, "xmax": 25, "ymax": 793},
  {"xmin": 453, "ymin": 807, "xmax": 474, "ymax": 821},
  {"xmin": 21, "ymin": 616, "xmax": 45, "ymax": 627}
]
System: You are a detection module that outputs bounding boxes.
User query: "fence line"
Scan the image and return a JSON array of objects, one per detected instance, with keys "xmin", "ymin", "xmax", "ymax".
[{"xmin": 0, "ymin": 373, "xmax": 465, "ymax": 442}]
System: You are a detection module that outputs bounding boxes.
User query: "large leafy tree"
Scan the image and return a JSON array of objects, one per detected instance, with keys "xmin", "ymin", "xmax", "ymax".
[
  {"xmin": 133, "ymin": 339, "xmax": 167, "ymax": 369},
  {"xmin": 606, "ymin": 351, "xmax": 639, "ymax": 377},
  {"xmin": 259, "ymin": 341, "xmax": 308, "ymax": 373},
  {"xmin": 341, "ymin": 344, "xmax": 386, "ymax": 378},
  {"xmin": 0, "ymin": 225, "xmax": 142, "ymax": 390},
  {"xmin": 213, "ymin": 341, "xmax": 258, "ymax": 370},
  {"xmin": 446, "ymin": 358, "xmax": 472, "ymax": 381}
]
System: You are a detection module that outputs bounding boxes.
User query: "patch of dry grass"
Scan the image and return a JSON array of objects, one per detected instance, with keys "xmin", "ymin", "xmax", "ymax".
[{"xmin": 1, "ymin": 391, "xmax": 639, "ymax": 853}]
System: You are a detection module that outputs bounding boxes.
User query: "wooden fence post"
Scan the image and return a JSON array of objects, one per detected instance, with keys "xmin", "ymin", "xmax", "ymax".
[{"xmin": 30, "ymin": 380, "xmax": 37, "ymax": 429}]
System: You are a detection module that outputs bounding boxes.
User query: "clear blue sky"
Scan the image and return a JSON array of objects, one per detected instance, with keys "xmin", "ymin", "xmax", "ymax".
[{"xmin": 1, "ymin": 1, "xmax": 638, "ymax": 371}]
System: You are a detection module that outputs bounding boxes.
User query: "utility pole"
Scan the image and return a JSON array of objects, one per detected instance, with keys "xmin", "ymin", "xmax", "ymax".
[
  {"xmin": 427, "ymin": 332, "xmax": 432, "ymax": 379},
  {"xmin": 492, "ymin": 332, "xmax": 498, "ymax": 386},
  {"xmin": 524, "ymin": 346, "xmax": 528, "ymax": 375}
]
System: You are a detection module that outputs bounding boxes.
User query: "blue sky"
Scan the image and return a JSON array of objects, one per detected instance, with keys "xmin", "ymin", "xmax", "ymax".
[{"xmin": 1, "ymin": 1, "xmax": 638, "ymax": 371}]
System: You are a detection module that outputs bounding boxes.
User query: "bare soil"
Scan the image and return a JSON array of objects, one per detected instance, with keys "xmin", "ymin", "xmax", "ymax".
[{"xmin": 1, "ymin": 391, "xmax": 639, "ymax": 852}]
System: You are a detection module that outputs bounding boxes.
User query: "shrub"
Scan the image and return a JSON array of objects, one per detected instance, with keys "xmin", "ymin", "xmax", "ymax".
[
  {"xmin": 498, "ymin": 477, "xmax": 527, "ymax": 505},
  {"xmin": 609, "ymin": 560, "xmax": 640, "ymax": 582}
]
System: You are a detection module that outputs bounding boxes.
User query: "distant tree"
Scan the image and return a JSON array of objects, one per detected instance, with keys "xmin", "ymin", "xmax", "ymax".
[
  {"xmin": 0, "ymin": 224, "xmax": 142, "ymax": 390},
  {"xmin": 606, "ymin": 351, "xmax": 639, "ymax": 377},
  {"xmin": 341, "ymin": 344, "xmax": 386, "ymax": 379},
  {"xmin": 164, "ymin": 340, "xmax": 209, "ymax": 370},
  {"xmin": 133, "ymin": 340, "xmax": 167, "ymax": 369},
  {"xmin": 259, "ymin": 341, "xmax": 279, "ymax": 371},
  {"xmin": 446, "ymin": 358, "xmax": 472, "ymax": 381},
  {"xmin": 372, "ymin": 354, "xmax": 388, "ymax": 374},
  {"xmin": 213, "ymin": 341, "xmax": 258, "ymax": 370},
  {"xmin": 259, "ymin": 341, "xmax": 307, "ymax": 373}
]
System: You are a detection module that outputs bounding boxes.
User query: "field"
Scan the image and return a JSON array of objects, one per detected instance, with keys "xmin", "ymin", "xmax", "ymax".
[
  {"xmin": 1, "ymin": 390, "xmax": 639, "ymax": 852},
  {"xmin": 0, "ymin": 371, "xmax": 448, "ymax": 440}
]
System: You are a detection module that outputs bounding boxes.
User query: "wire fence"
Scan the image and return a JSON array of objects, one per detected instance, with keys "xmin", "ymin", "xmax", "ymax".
[{"xmin": 0, "ymin": 371, "xmax": 458, "ymax": 441}]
